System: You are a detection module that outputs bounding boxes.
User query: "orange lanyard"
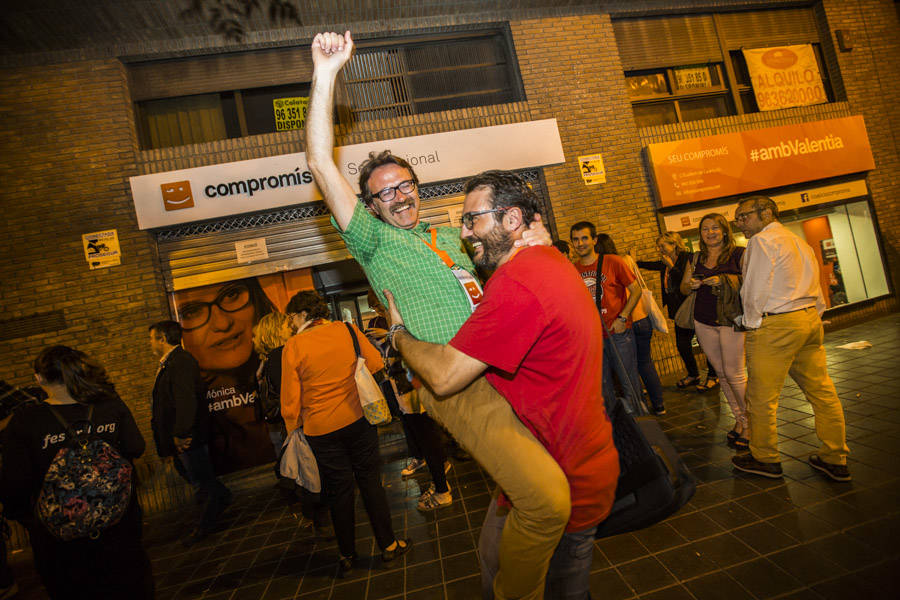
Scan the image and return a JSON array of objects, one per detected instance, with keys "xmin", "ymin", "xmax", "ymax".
[
  {"xmin": 423, "ymin": 228, "xmax": 457, "ymax": 269},
  {"xmin": 422, "ymin": 227, "xmax": 484, "ymax": 309}
]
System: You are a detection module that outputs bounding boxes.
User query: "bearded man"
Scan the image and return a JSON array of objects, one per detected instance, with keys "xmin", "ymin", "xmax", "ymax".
[{"xmin": 384, "ymin": 170, "xmax": 619, "ymax": 598}]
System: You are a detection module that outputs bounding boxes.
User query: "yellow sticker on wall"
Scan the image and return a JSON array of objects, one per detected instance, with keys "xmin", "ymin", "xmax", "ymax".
[
  {"xmin": 273, "ymin": 97, "xmax": 309, "ymax": 131},
  {"xmin": 578, "ymin": 154, "xmax": 606, "ymax": 185},
  {"xmin": 82, "ymin": 229, "xmax": 121, "ymax": 270}
]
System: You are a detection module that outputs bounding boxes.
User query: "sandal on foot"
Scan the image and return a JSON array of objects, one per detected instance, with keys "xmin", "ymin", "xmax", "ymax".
[
  {"xmin": 697, "ymin": 377, "xmax": 719, "ymax": 392},
  {"xmin": 382, "ymin": 538, "xmax": 411, "ymax": 562},
  {"xmin": 677, "ymin": 376, "xmax": 700, "ymax": 389},
  {"xmin": 726, "ymin": 430, "xmax": 740, "ymax": 443}
]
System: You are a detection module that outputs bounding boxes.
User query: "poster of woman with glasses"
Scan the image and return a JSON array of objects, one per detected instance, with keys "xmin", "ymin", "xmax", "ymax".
[{"xmin": 170, "ymin": 278, "xmax": 278, "ymax": 474}]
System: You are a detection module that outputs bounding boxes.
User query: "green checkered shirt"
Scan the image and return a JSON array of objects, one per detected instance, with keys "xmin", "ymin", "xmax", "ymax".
[{"xmin": 334, "ymin": 203, "xmax": 476, "ymax": 344}]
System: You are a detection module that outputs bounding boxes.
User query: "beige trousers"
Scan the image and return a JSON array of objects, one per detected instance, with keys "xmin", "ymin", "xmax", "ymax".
[
  {"xmin": 419, "ymin": 377, "xmax": 570, "ymax": 600},
  {"xmin": 744, "ymin": 307, "xmax": 849, "ymax": 465}
]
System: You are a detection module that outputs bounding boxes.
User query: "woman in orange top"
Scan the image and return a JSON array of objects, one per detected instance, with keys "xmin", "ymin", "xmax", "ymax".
[{"xmin": 280, "ymin": 291, "xmax": 409, "ymax": 578}]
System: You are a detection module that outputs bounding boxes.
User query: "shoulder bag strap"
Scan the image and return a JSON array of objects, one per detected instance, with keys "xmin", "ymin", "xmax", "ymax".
[
  {"xmin": 344, "ymin": 322, "xmax": 362, "ymax": 358},
  {"xmin": 44, "ymin": 403, "xmax": 94, "ymax": 437}
]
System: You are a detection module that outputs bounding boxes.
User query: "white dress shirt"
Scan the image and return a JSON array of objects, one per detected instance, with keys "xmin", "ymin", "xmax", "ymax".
[{"xmin": 739, "ymin": 221, "xmax": 825, "ymax": 329}]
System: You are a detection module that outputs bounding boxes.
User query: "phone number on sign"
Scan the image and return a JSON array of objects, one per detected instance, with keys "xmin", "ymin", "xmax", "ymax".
[{"xmin": 757, "ymin": 86, "xmax": 825, "ymax": 109}]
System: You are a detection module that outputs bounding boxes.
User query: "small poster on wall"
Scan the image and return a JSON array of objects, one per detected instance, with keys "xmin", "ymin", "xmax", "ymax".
[
  {"xmin": 82, "ymin": 229, "xmax": 121, "ymax": 270},
  {"xmin": 821, "ymin": 238, "xmax": 838, "ymax": 262},
  {"xmin": 235, "ymin": 238, "xmax": 269, "ymax": 263},
  {"xmin": 273, "ymin": 97, "xmax": 309, "ymax": 131},
  {"xmin": 578, "ymin": 154, "xmax": 606, "ymax": 185}
]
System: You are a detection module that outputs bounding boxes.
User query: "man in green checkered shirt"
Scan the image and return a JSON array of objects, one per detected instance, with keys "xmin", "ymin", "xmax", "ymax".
[{"xmin": 307, "ymin": 32, "xmax": 571, "ymax": 599}]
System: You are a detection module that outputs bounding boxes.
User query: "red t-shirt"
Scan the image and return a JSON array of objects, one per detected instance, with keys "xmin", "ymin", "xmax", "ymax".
[
  {"xmin": 575, "ymin": 255, "xmax": 636, "ymax": 337},
  {"xmin": 450, "ymin": 246, "xmax": 619, "ymax": 532}
]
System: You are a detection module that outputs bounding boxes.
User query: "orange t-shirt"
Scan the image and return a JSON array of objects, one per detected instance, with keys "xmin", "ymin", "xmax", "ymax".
[{"xmin": 280, "ymin": 321, "xmax": 384, "ymax": 436}]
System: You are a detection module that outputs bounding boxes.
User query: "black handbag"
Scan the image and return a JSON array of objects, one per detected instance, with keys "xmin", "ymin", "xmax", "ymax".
[
  {"xmin": 593, "ymin": 267, "xmax": 696, "ymax": 538},
  {"xmin": 594, "ymin": 396, "xmax": 697, "ymax": 538}
]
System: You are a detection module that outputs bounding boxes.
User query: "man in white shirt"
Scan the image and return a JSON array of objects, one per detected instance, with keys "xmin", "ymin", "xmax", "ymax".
[{"xmin": 731, "ymin": 196, "xmax": 850, "ymax": 482}]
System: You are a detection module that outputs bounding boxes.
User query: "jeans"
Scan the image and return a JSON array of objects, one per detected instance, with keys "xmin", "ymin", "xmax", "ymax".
[
  {"xmin": 420, "ymin": 377, "xmax": 569, "ymax": 600},
  {"xmin": 178, "ymin": 444, "xmax": 231, "ymax": 531},
  {"xmin": 480, "ymin": 496, "xmax": 596, "ymax": 600},
  {"xmin": 602, "ymin": 328, "xmax": 645, "ymax": 415},
  {"xmin": 305, "ymin": 417, "xmax": 397, "ymax": 557},
  {"xmin": 631, "ymin": 317, "xmax": 665, "ymax": 411}
]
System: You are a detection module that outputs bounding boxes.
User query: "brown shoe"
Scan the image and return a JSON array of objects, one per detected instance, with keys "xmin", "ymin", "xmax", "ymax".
[
  {"xmin": 809, "ymin": 455, "xmax": 851, "ymax": 482},
  {"xmin": 732, "ymin": 453, "xmax": 783, "ymax": 478}
]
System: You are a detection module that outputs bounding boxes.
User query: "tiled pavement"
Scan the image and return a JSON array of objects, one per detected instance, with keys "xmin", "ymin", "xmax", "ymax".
[{"xmin": 9, "ymin": 312, "xmax": 900, "ymax": 599}]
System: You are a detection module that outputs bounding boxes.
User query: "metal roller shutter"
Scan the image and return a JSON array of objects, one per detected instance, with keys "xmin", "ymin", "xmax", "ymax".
[
  {"xmin": 128, "ymin": 46, "xmax": 311, "ymax": 102},
  {"xmin": 613, "ymin": 15, "xmax": 722, "ymax": 71},
  {"xmin": 154, "ymin": 170, "xmax": 548, "ymax": 292},
  {"xmin": 716, "ymin": 8, "xmax": 819, "ymax": 50}
]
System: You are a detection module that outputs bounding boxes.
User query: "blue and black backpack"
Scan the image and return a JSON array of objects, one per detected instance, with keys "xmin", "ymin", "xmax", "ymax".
[{"xmin": 35, "ymin": 404, "xmax": 133, "ymax": 541}]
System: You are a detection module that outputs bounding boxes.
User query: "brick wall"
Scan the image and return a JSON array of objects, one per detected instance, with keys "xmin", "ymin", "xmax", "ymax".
[
  {"xmin": 0, "ymin": 60, "xmax": 182, "ymax": 514},
  {"xmin": 512, "ymin": 14, "xmax": 661, "ymax": 259},
  {"xmin": 821, "ymin": 0, "xmax": 900, "ymax": 294},
  {"xmin": 0, "ymin": 60, "xmax": 164, "ymax": 416}
]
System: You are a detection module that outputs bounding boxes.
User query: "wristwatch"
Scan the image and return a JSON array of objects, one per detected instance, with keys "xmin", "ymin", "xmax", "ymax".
[{"xmin": 617, "ymin": 315, "xmax": 628, "ymax": 323}]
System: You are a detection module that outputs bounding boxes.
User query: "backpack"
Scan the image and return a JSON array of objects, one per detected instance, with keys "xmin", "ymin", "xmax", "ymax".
[
  {"xmin": 35, "ymin": 404, "xmax": 133, "ymax": 541},
  {"xmin": 255, "ymin": 356, "xmax": 282, "ymax": 424}
]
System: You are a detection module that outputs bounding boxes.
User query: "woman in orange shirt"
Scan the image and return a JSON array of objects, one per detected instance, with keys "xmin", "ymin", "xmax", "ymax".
[{"xmin": 280, "ymin": 291, "xmax": 409, "ymax": 578}]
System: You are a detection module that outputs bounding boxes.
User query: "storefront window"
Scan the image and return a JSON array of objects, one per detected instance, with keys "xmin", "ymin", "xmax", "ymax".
[{"xmin": 682, "ymin": 199, "xmax": 888, "ymax": 310}]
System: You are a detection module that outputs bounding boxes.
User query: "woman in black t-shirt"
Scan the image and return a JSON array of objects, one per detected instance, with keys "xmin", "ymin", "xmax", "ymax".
[{"xmin": 0, "ymin": 346, "xmax": 152, "ymax": 600}]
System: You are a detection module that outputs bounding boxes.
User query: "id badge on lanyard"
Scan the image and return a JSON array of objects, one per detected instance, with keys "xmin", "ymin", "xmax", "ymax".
[{"xmin": 424, "ymin": 228, "xmax": 483, "ymax": 313}]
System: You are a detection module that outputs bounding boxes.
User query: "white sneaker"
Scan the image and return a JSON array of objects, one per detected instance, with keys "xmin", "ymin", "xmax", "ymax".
[{"xmin": 401, "ymin": 458, "xmax": 427, "ymax": 477}]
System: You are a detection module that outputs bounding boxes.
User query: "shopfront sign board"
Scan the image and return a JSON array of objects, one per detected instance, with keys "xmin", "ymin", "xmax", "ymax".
[
  {"xmin": 743, "ymin": 45, "xmax": 827, "ymax": 111},
  {"xmin": 130, "ymin": 119, "xmax": 565, "ymax": 229},
  {"xmin": 647, "ymin": 115, "xmax": 874, "ymax": 209},
  {"xmin": 662, "ymin": 179, "xmax": 869, "ymax": 232}
]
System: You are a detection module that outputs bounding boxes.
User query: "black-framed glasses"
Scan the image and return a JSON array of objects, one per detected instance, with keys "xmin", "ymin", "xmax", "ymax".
[
  {"xmin": 733, "ymin": 209, "xmax": 759, "ymax": 223},
  {"xmin": 461, "ymin": 208, "xmax": 507, "ymax": 229},
  {"xmin": 370, "ymin": 179, "xmax": 417, "ymax": 203},
  {"xmin": 177, "ymin": 282, "xmax": 252, "ymax": 331}
]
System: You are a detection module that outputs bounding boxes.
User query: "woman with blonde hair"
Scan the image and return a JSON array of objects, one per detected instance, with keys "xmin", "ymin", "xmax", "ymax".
[
  {"xmin": 253, "ymin": 311, "xmax": 332, "ymax": 533},
  {"xmin": 252, "ymin": 311, "xmax": 294, "ymax": 452},
  {"xmin": 680, "ymin": 214, "xmax": 749, "ymax": 447},
  {"xmin": 637, "ymin": 230, "xmax": 718, "ymax": 391}
]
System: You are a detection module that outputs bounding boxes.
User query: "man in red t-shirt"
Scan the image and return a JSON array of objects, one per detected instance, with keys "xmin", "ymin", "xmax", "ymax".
[
  {"xmin": 385, "ymin": 171, "xmax": 619, "ymax": 597},
  {"xmin": 570, "ymin": 222, "xmax": 648, "ymax": 416}
]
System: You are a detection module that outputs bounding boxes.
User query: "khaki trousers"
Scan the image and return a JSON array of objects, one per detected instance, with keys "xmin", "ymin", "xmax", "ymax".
[
  {"xmin": 744, "ymin": 307, "xmax": 849, "ymax": 465},
  {"xmin": 419, "ymin": 377, "xmax": 570, "ymax": 600}
]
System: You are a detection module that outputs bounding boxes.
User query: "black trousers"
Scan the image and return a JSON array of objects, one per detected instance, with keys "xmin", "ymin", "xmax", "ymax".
[
  {"xmin": 674, "ymin": 325, "xmax": 717, "ymax": 380},
  {"xmin": 27, "ymin": 497, "xmax": 153, "ymax": 600},
  {"xmin": 403, "ymin": 412, "xmax": 449, "ymax": 493},
  {"xmin": 306, "ymin": 417, "xmax": 396, "ymax": 557}
]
